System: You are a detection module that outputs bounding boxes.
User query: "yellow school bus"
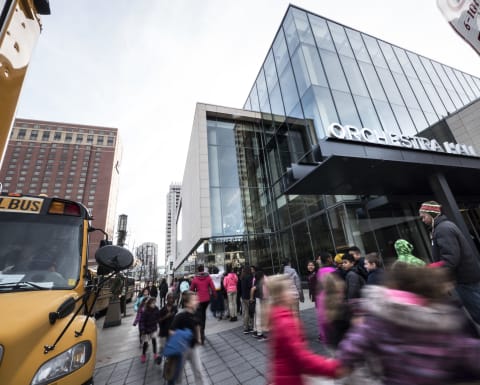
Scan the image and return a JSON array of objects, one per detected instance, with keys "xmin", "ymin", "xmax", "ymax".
[{"xmin": 0, "ymin": 193, "xmax": 133, "ymax": 384}]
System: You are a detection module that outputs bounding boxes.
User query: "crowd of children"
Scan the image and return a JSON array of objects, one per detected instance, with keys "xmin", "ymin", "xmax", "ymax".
[{"xmin": 130, "ymin": 239, "xmax": 480, "ymax": 385}]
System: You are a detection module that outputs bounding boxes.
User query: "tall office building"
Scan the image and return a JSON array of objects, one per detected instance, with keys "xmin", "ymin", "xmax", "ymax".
[
  {"xmin": 0, "ymin": 118, "xmax": 121, "ymax": 264},
  {"xmin": 165, "ymin": 183, "xmax": 181, "ymax": 276},
  {"xmin": 173, "ymin": 5, "xmax": 480, "ymax": 276}
]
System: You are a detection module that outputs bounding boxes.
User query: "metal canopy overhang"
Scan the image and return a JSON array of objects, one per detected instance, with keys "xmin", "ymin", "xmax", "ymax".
[{"xmin": 285, "ymin": 139, "xmax": 480, "ymax": 196}]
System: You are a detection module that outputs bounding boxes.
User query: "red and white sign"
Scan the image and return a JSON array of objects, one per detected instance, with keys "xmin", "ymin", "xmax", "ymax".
[{"xmin": 437, "ymin": 0, "xmax": 480, "ymax": 54}]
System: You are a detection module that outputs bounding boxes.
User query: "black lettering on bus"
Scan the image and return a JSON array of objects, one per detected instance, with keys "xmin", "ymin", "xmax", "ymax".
[
  {"xmin": 20, "ymin": 200, "xmax": 32, "ymax": 211},
  {"xmin": 8, "ymin": 199, "xmax": 20, "ymax": 209},
  {"xmin": 31, "ymin": 201, "xmax": 41, "ymax": 211}
]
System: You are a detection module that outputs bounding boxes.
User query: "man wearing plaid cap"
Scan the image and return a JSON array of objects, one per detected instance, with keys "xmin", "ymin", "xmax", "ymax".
[{"xmin": 420, "ymin": 200, "xmax": 480, "ymax": 324}]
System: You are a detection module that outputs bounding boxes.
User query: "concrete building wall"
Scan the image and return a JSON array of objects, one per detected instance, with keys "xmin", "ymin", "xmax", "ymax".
[
  {"xmin": 175, "ymin": 104, "xmax": 211, "ymax": 269},
  {"xmin": 446, "ymin": 100, "xmax": 480, "ymax": 155}
]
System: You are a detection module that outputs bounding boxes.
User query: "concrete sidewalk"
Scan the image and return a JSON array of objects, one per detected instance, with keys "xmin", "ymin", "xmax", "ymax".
[{"xmin": 93, "ymin": 294, "xmax": 336, "ymax": 385}]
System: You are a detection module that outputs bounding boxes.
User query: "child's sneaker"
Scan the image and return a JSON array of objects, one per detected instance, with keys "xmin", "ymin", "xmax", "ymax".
[
  {"xmin": 141, "ymin": 354, "xmax": 146, "ymax": 363},
  {"xmin": 154, "ymin": 353, "xmax": 162, "ymax": 365}
]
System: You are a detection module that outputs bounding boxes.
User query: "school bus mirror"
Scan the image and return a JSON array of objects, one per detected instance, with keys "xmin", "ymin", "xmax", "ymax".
[
  {"xmin": 95, "ymin": 245, "xmax": 133, "ymax": 272},
  {"xmin": 48, "ymin": 297, "xmax": 76, "ymax": 325}
]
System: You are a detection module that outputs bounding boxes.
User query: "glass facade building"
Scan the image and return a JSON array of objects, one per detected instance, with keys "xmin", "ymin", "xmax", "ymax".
[{"xmin": 174, "ymin": 5, "xmax": 480, "ymax": 278}]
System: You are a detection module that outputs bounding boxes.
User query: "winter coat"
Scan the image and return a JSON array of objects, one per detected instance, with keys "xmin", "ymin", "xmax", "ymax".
[
  {"xmin": 307, "ymin": 270, "xmax": 317, "ymax": 301},
  {"xmin": 353, "ymin": 257, "xmax": 369, "ymax": 280},
  {"xmin": 223, "ymin": 273, "xmax": 238, "ymax": 293},
  {"xmin": 269, "ymin": 305, "xmax": 340, "ymax": 385},
  {"xmin": 337, "ymin": 285, "xmax": 480, "ymax": 385},
  {"xmin": 344, "ymin": 269, "xmax": 365, "ymax": 300},
  {"xmin": 394, "ymin": 239, "xmax": 425, "ymax": 266},
  {"xmin": 159, "ymin": 281, "xmax": 169, "ymax": 297},
  {"xmin": 432, "ymin": 215, "xmax": 480, "ymax": 284},
  {"xmin": 190, "ymin": 272, "xmax": 215, "ymax": 303},
  {"xmin": 283, "ymin": 265, "xmax": 303, "ymax": 301},
  {"xmin": 366, "ymin": 268, "xmax": 384, "ymax": 285},
  {"xmin": 139, "ymin": 306, "xmax": 161, "ymax": 335},
  {"xmin": 240, "ymin": 273, "xmax": 253, "ymax": 300}
]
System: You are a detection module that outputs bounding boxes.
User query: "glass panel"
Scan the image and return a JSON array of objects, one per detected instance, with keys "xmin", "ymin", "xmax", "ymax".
[
  {"xmin": 432, "ymin": 62, "xmax": 463, "ymax": 109},
  {"xmin": 378, "ymin": 41, "xmax": 402, "ymax": 73},
  {"xmin": 443, "ymin": 65, "xmax": 469, "ymax": 104},
  {"xmin": 345, "ymin": 28, "xmax": 370, "ymax": 62},
  {"xmin": 249, "ymin": 85, "xmax": 260, "ymax": 112},
  {"xmin": 309, "ymin": 213, "xmax": 334, "ymax": 255},
  {"xmin": 472, "ymin": 76, "xmax": 480, "ymax": 95},
  {"xmin": 279, "ymin": 64, "xmax": 300, "ymax": 116},
  {"xmin": 214, "ymin": 123, "xmax": 235, "ymax": 146},
  {"xmin": 376, "ymin": 67, "xmax": 403, "ymax": 105},
  {"xmin": 353, "ymin": 95, "xmax": 382, "ymax": 130},
  {"xmin": 264, "ymin": 50, "xmax": 279, "ymax": 92},
  {"xmin": 331, "ymin": 90, "xmax": 362, "ymax": 127},
  {"xmin": 256, "ymin": 69, "xmax": 272, "ymax": 113},
  {"xmin": 272, "ymin": 29, "xmax": 290, "ymax": 75},
  {"xmin": 291, "ymin": 47, "xmax": 310, "ymax": 98},
  {"xmin": 407, "ymin": 52, "xmax": 429, "ymax": 82},
  {"xmin": 420, "ymin": 57, "xmax": 456, "ymax": 112},
  {"xmin": 221, "ymin": 188, "xmax": 244, "ymax": 236},
  {"xmin": 328, "ymin": 205, "xmax": 349, "ymax": 250},
  {"xmin": 210, "ymin": 187, "xmax": 222, "ymax": 236},
  {"xmin": 358, "ymin": 61, "xmax": 387, "ymax": 101},
  {"xmin": 363, "ymin": 34, "xmax": 388, "ymax": 68},
  {"xmin": 372, "ymin": 99, "xmax": 400, "ymax": 133},
  {"xmin": 340, "ymin": 55, "xmax": 369, "ymax": 97},
  {"xmin": 301, "ymin": 44, "xmax": 327, "ymax": 87},
  {"xmin": 408, "ymin": 77, "xmax": 438, "ymax": 118},
  {"xmin": 423, "ymin": 82, "xmax": 448, "ymax": 118},
  {"xmin": 454, "ymin": 69, "xmax": 476, "ymax": 101},
  {"xmin": 288, "ymin": 195, "xmax": 307, "ymax": 223},
  {"xmin": 392, "ymin": 72, "xmax": 420, "ymax": 109},
  {"xmin": 208, "ymin": 145, "xmax": 219, "ymax": 187},
  {"xmin": 328, "ymin": 21, "xmax": 353, "ymax": 57},
  {"xmin": 291, "ymin": 8, "xmax": 315, "ymax": 45},
  {"xmin": 244, "ymin": 97, "xmax": 251, "ymax": 110},
  {"xmin": 391, "ymin": 103, "xmax": 417, "ymax": 136},
  {"xmin": 320, "ymin": 49, "xmax": 349, "ymax": 92},
  {"xmin": 277, "ymin": 195, "xmax": 290, "ymax": 228},
  {"xmin": 269, "ymin": 83, "xmax": 285, "ymax": 116},
  {"xmin": 304, "ymin": 86, "xmax": 339, "ymax": 139},
  {"xmin": 408, "ymin": 107, "xmax": 429, "ymax": 132},
  {"xmin": 218, "ymin": 146, "xmax": 239, "ymax": 187},
  {"xmin": 291, "ymin": 221, "xmax": 313, "ymax": 273},
  {"xmin": 283, "ymin": 9, "xmax": 300, "ymax": 52},
  {"xmin": 308, "ymin": 13, "xmax": 335, "ymax": 51},
  {"xmin": 393, "ymin": 47, "xmax": 416, "ymax": 78},
  {"xmin": 464, "ymin": 73, "xmax": 480, "ymax": 96}
]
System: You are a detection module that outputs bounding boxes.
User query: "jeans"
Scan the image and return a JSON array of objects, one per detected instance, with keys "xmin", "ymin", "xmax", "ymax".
[
  {"xmin": 455, "ymin": 282, "xmax": 480, "ymax": 324},
  {"xmin": 198, "ymin": 301, "xmax": 209, "ymax": 342},
  {"xmin": 242, "ymin": 299, "xmax": 253, "ymax": 330},
  {"xmin": 227, "ymin": 292, "xmax": 237, "ymax": 318},
  {"xmin": 175, "ymin": 346, "xmax": 205, "ymax": 385}
]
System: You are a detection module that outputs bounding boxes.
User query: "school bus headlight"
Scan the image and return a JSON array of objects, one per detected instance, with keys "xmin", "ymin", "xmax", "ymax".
[{"xmin": 31, "ymin": 341, "xmax": 92, "ymax": 385}]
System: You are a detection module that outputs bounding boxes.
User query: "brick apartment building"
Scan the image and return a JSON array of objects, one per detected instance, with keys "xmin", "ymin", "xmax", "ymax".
[{"xmin": 0, "ymin": 118, "xmax": 121, "ymax": 264}]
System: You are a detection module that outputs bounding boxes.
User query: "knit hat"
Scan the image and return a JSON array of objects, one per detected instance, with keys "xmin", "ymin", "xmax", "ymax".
[{"xmin": 419, "ymin": 201, "xmax": 442, "ymax": 218}]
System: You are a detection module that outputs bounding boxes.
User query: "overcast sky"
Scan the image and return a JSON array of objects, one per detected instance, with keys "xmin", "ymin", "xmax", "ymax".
[{"xmin": 15, "ymin": 0, "xmax": 480, "ymax": 263}]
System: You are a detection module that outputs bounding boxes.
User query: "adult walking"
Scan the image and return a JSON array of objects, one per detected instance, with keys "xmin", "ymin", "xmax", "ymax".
[
  {"xmin": 419, "ymin": 200, "xmax": 480, "ymax": 324},
  {"xmin": 159, "ymin": 278, "xmax": 169, "ymax": 307},
  {"xmin": 190, "ymin": 265, "xmax": 216, "ymax": 344},
  {"xmin": 223, "ymin": 264, "xmax": 239, "ymax": 322}
]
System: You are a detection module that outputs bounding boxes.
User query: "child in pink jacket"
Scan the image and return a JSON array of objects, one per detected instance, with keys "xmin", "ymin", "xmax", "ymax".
[{"xmin": 267, "ymin": 274, "xmax": 345, "ymax": 385}]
